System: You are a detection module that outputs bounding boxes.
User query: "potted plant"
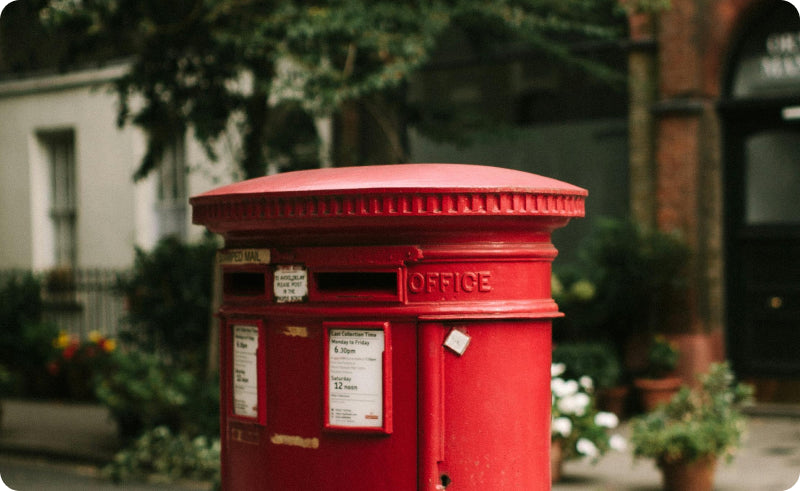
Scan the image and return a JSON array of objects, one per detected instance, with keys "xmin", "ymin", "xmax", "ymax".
[
  {"xmin": 556, "ymin": 219, "xmax": 691, "ymax": 372},
  {"xmin": 553, "ymin": 342, "xmax": 629, "ymax": 418},
  {"xmin": 630, "ymin": 362, "xmax": 752, "ymax": 491},
  {"xmin": 550, "ymin": 363, "xmax": 627, "ymax": 482},
  {"xmin": 634, "ymin": 335, "xmax": 682, "ymax": 411}
]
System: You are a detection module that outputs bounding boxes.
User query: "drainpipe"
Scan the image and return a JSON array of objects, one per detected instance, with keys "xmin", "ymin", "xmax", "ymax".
[{"xmin": 626, "ymin": 9, "xmax": 658, "ymax": 229}]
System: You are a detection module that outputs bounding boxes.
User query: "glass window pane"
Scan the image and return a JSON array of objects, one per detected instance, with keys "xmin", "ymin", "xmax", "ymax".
[
  {"xmin": 745, "ymin": 129, "xmax": 800, "ymax": 224},
  {"xmin": 41, "ymin": 130, "xmax": 77, "ymax": 267}
]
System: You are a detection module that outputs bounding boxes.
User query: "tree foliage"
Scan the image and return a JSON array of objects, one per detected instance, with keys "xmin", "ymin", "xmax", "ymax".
[{"xmin": 37, "ymin": 0, "xmax": 625, "ymax": 178}]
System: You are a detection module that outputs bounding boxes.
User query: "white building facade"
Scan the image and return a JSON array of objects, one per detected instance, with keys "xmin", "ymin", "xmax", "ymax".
[{"xmin": 0, "ymin": 62, "xmax": 231, "ymax": 271}]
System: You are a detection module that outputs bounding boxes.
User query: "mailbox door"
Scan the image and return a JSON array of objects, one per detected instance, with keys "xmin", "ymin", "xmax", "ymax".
[
  {"xmin": 419, "ymin": 320, "xmax": 553, "ymax": 491},
  {"xmin": 221, "ymin": 316, "xmax": 418, "ymax": 490}
]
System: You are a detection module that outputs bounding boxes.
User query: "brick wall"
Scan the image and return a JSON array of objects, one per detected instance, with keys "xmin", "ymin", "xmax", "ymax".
[{"xmin": 627, "ymin": 0, "xmax": 758, "ymax": 340}]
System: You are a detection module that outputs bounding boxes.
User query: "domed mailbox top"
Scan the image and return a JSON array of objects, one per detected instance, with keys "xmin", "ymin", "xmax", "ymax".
[{"xmin": 190, "ymin": 163, "xmax": 586, "ymax": 243}]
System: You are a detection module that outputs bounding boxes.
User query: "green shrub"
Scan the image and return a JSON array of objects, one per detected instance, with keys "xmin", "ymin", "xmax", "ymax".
[
  {"xmin": 631, "ymin": 362, "xmax": 753, "ymax": 465},
  {"xmin": 100, "ymin": 236, "xmax": 221, "ymax": 483},
  {"xmin": 118, "ymin": 236, "xmax": 218, "ymax": 372},
  {"xmin": 95, "ymin": 350, "xmax": 219, "ymax": 439},
  {"xmin": 553, "ymin": 342, "xmax": 622, "ymax": 389},
  {"xmin": 643, "ymin": 335, "xmax": 680, "ymax": 378},
  {"xmin": 104, "ymin": 426, "xmax": 220, "ymax": 486},
  {"xmin": 554, "ymin": 218, "xmax": 690, "ymax": 343},
  {"xmin": 0, "ymin": 271, "xmax": 42, "ymax": 329},
  {"xmin": 0, "ymin": 272, "xmax": 59, "ymax": 395},
  {"xmin": 0, "ymin": 364, "xmax": 11, "ymax": 395}
]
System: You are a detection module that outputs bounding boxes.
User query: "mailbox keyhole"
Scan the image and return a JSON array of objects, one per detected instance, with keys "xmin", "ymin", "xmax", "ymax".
[{"xmin": 440, "ymin": 474, "xmax": 452, "ymax": 489}]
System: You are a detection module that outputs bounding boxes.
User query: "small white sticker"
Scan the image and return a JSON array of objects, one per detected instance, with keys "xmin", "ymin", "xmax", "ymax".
[
  {"xmin": 444, "ymin": 329, "xmax": 471, "ymax": 356},
  {"xmin": 274, "ymin": 265, "xmax": 308, "ymax": 303},
  {"xmin": 232, "ymin": 325, "xmax": 259, "ymax": 418}
]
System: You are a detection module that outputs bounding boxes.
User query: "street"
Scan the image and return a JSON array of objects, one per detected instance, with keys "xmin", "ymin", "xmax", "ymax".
[
  {"xmin": 0, "ymin": 455, "xmax": 213, "ymax": 491},
  {"xmin": 1, "ymin": 414, "xmax": 799, "ymax": 490}
]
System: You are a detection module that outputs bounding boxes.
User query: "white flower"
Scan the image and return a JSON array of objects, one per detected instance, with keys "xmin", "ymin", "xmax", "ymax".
[
  {"xmin": 576, "ymin": 438, "xmax": 599, "ymax": 458},
  {"xmin": 564, "ymin": 379, "xmax": 579, "ymax": 396},
  {"xmin": 557, "ymin": 392, "xmax": 590, "ymax": 416},
  {"xmin": 594, "ymin": 411, "xmax": 619, "ymax": 429},
  {"xmin": 552, "ymin": 378, "xmax": 579, "ymax": 398},
  {"xmin": 609, "ymin": 434, "xmax": 627, "ymax": 452},
  {"xmin": 579, "ymin": 376, "xmax": 594, "ymax": 391},
  {"xmin": 551, "ymin": 363, "xmax": 566, "ymax": 378},
  {"xmin": 552, "ymin": 417, "xmax": 572, "ymax": 437}
]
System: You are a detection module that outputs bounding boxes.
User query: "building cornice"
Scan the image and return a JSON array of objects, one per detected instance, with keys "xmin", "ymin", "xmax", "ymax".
[{"xmin": 0, "ymin": 61, "xmax": 130, "ymax": 98}]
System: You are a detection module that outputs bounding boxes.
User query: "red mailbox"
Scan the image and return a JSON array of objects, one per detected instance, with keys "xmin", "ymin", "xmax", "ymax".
[{"xmin": 190, "ymin": 163, "xmax": 586, "ymax": 490}]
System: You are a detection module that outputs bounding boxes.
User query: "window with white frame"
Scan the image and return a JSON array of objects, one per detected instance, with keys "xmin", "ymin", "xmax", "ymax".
[
  {"xmin": 41, "ymin": 130, "xmax": 77, "ymax": 268},
  {"xmin": 156, "ymin": 133, "xmax": 188, "ymax": 240}
]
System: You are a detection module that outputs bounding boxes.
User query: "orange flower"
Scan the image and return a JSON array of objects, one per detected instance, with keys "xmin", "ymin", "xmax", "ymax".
[{"xmin": 99, "ymin": 338, "xmax": 116, "ymax": 353}]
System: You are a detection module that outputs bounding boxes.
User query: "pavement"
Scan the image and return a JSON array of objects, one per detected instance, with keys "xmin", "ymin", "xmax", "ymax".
[
  {"xmin": 0, "ymin": 399, "xmax": 119, "ymax": 465},
  {"xmin": 0, "ymin": 399, "xmax": 212, "ymax": 490},
  {"xmin": 0, "ymin": 399, "xmax": 799, "ymax": 490},
  {"xmin": 553, "ymin": 406, "xmax": 800, "ymax": 491}
]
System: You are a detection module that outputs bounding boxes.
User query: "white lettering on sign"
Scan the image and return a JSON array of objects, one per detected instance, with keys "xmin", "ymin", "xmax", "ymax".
[
  {"xmin": 274, "ymin": 265, "xmax": 308, "ymax": 303},
  {"xmin": 328, "ymin": 329, "xmax": 384, "ymax": 428},
  {"xmin": 760, "ymin": 31, "xmax": 800, "ymax": 80},
  {"xmin": 407, "ymin": 271, "xmax": 492, "ymax": 295},
  {"xmin": 219, "ymin": 249, "xmax": 271, "ymax": 265},
  {"xmin": 232, "ymin": 325, "xmax": 259, "ymax": 418}
]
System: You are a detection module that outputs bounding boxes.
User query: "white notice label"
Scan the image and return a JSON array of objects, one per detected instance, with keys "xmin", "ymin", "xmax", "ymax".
[
  {"xmin": 274, "ymin": 265, "xmax": 308, "ymax": 303},
  {"xmin": 328, "ymin": 329, "xmax": 384, "ymax": 428},
  {"xmin": 232, "ymin": 325, "xmax": 259, "ymax": 418}
]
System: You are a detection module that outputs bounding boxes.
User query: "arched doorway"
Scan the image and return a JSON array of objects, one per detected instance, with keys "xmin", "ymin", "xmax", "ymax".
[{"xmin": 722, "ymin": 0, "xmax": 800, "ymax": 395}]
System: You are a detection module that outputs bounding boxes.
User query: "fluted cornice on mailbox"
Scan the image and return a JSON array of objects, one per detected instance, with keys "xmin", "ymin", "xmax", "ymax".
[{"xmin": 191, "ymin": 164, "xmax": 587, "ymax": 233}]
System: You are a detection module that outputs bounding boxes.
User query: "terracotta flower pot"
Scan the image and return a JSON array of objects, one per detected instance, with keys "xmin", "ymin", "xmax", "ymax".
[
  {"xmin": 660, "ymin": 456, "xmax": 717, "ymax": 491},
  {"xmin": 551, "ymin": 439, "xmax": 564, "ymax": 483},
  {"xmin": 634, "ymin": 377, "xmax": 682, "ymax": 411}
]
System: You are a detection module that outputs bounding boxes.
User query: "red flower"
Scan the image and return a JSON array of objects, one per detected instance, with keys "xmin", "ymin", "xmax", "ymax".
[{"xmin": 62, "ymin": 343, "xmax": 79, "ymax": 361}]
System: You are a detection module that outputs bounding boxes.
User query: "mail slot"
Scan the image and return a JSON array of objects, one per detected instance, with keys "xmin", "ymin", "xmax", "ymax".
[
  {"xmin": 191, "ymin": 163, "xmax": 586, "ymax": 490},
  {"xmin": 314, "ymin": 271, "xmax": 401, "ymax": 301}
]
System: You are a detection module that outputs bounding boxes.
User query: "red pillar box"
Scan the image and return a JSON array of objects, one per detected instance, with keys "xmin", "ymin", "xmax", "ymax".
[{"xmin": 191, "ymin": 163, "xmax": 586, "ymax": 490}]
